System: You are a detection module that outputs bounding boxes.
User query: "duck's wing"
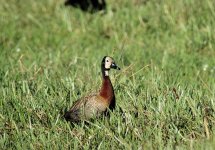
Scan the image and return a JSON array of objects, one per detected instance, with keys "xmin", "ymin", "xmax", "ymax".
[{"xmin": 64, "ymin": 93, "xmax": 97, "ymax": 123}]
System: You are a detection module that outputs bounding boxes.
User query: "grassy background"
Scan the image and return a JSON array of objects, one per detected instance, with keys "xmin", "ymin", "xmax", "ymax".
[{"xmin": 0, "ymin": 0, "xmax": 215, "ymax": 149}]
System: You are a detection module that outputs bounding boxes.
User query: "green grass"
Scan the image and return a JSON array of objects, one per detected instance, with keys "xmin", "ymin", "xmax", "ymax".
[{"xmin": 0, "ymin": 0, "xmax": 215, "ymax": 149}]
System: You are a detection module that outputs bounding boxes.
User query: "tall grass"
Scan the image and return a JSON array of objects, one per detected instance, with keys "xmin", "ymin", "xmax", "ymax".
[{"xmin": 0, "ymin": 0, "xmax": 215, "ymax": 149}]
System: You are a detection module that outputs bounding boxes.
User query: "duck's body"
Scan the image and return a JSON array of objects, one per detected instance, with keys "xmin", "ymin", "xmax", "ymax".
[{"xmin": 64, "ymin": 56, "xmax": 120, "ymax": 123}]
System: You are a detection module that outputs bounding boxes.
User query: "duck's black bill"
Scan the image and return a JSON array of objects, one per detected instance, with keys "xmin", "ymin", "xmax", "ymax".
[{"xmin": 111, "ymin": 63, "xmax": 121, "ymax": 70}]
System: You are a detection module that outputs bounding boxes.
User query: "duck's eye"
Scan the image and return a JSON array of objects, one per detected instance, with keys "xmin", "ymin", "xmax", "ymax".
[{"xmin": 106, "ymin": 60, "xmax": 109, "ymax": 62}]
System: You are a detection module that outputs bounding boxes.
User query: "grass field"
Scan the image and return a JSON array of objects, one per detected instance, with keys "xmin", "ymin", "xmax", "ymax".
[{"xmin": 0, "ymin": 0, "xmax": 215, "ymax": 149}]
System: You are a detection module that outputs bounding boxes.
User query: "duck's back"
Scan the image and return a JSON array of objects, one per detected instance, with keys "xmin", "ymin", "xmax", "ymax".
[{"xmin": 64, "ymin": 93, "xmax": 110, "ymax": 123}]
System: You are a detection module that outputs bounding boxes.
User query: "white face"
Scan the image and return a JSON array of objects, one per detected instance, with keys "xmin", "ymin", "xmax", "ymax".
[{"xmin": 104, "ymin": 57, "xmax": 114, "ymax": 69}]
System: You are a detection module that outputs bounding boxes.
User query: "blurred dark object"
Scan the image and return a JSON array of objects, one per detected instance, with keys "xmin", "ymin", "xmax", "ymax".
[{"xmin": 65, "ymin": 0, "xmax": 106, "ymax": 12}]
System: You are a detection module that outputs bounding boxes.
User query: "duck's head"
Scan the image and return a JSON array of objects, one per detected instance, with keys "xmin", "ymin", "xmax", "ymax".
[{"xmin": 102, "ymin": 56, "xmax": 120, "ymax": 71}]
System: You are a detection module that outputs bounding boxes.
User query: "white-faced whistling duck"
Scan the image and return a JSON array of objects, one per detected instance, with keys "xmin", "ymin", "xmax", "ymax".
[{"xmin": 64, "ymin": 56, "xmax": 120, "ymax": 123}]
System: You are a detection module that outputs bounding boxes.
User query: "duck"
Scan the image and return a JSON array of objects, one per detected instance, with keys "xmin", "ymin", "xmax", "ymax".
[{"xmin": 64, "ymin": 56, "xmax": 120, "ymax": 123}]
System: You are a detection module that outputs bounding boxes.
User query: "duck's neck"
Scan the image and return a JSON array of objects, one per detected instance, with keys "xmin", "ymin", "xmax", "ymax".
[{"xmin": 99, "ymin": 68, "xmax": 114, "ymax": 100}]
